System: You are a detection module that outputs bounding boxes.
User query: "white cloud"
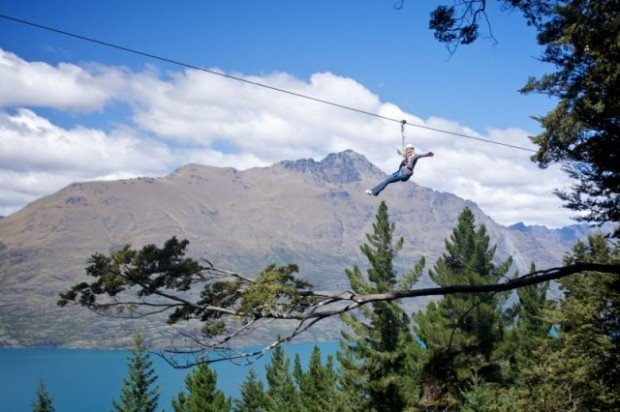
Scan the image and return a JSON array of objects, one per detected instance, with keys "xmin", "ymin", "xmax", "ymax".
[
  {"xmin": 0, "ymin": 109, "xmax": 170, "ymax": 174},
  {"xmin": 0, "ymin": 49, "xmax": 127, "ymax": 111},
  {"xmin": 0, "ymin": 48, "xmax": 576, "ymax": 227},
  {"xmin": 0, "ymin": 109, "xmax": 175, "ymax": 215}
]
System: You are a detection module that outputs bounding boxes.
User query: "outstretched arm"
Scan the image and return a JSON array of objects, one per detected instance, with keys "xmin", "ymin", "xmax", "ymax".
[{"xmin": 424, "ymin": 151, "xmax": 434, "ymax": 158}]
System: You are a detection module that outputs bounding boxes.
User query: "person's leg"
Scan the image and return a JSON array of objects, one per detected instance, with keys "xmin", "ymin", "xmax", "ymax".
[{"xmin": 370, "ymin": 171, "xmax": 403, "ymax": 196}]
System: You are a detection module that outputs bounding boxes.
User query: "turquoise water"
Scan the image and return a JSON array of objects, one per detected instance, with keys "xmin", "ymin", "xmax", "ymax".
[{"xmin": 0, "ymin": 342, "xmax": 339, "ymax": 412}]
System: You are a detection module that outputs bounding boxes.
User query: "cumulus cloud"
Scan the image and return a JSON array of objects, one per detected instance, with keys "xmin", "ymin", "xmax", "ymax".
[
  {"xmin": 0, "ymin": 49, "xmax": 128, "ymax": 111},
  {"xmin": 0, "ymin": 48, "xmax": 575, "ymax": 227}
]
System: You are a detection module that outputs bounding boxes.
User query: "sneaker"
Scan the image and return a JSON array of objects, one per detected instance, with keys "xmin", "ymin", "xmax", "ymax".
[{"xmin": 365, "ymin": 189, "xmax": 373, "ymax": 196}]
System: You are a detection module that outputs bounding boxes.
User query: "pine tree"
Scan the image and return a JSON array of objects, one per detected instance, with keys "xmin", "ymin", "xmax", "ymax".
[
  {"xmin": 32, "ymin": 380, "xmax": 55, "ymax": 412},
  {"xmin": 264, "ymin": 345, "xmax": 299, "ymax": 411},
  {"xmin": 504, "ymin": 262, "xmax": 551, "ymax": 381},
  {"xmin": 112, "ymin": 333, "xmax": 159, "ymax": 412},
  {"xmin": 514, "ymin": 263, "xmax": 551, "ymax": 340},
  {"xmin": 413, "ymin": 207, "xmax": 512, "ymax": 408},
  {"xmin": 172, "ymin": 362, "xmax": 231, "ymax": 412},
  {"xmin": 293, "ymin": 354, "xmax": 304, "ymax": 394},
  {"xmin": 233, "ymin": 368, "xmax": 267, "ymax": 412},
  {"xmin": 337, "ymin": 201, "xmax": 424, "ymax": 411},
  {"xmin": 295, "ymin": 346, "xmax": 344, "ymax": 412},
  {"xmin": 517, "ymin": 234, "xmax": 620, "ymax": 410}
]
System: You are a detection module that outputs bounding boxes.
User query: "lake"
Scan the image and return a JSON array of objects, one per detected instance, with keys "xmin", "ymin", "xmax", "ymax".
[{"xmin": 0, "ymin": 342, "xmax": 340, "ymax": 412}]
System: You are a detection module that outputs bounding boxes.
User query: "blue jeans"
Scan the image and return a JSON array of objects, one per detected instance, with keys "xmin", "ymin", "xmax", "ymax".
[{"xmin": 371, "ymin": 170, "xmax": 406, "ymax": 196}]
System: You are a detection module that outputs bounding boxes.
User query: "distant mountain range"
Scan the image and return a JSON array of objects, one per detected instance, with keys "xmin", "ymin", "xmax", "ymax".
[
  {"xmin": 0, "ymin": 150, "xmax": 603, "ymax": 348},
  {"xmin": 510, "ymin": 221, "xmax": 590, "ymax": 244}
]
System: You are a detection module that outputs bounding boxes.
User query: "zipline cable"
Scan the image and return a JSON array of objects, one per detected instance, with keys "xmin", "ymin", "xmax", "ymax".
[{"xmin": 0, "ymin": 13, "xmax": 537, "ymax": 153}]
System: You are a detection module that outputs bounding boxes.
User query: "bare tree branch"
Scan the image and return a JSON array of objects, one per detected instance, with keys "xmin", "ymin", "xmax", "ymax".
[{"xmin": 291, "ymin": 263, "xmax": 619, "ymax": 318}]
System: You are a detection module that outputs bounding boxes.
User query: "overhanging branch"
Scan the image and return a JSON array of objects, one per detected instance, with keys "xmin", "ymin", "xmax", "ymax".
[
  {"xmin": 288, "ymin": 262, "xmax": 620, "ymax": 320},
  {"xmin": 60, "ymin": 255, "xmax": 619, "ymax": 368}
]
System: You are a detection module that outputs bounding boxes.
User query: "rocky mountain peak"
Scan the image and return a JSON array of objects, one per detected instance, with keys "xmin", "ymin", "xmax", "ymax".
[
  {"xmin": 280, "ymin": 150, "xmax": 382, "ymax": 184},
  {"xmin": 509, "ymin": 222, "xmax": 530, "ymax": 233}
]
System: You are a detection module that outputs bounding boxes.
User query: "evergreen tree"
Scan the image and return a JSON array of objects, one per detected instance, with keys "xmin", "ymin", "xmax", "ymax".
[
  {"xmin": 264, "ymin": 345, "xmax": 299, "ymax": 411},
  {"xmin": 172, "ymin": 362, "xmax": 231, "ymax": 412},
  {"xmin": 517, "ymin": 234, "xmax": 620, "ymax": 410},
  {"xmin": 112, "ymin": 333, "xmax": 159, "ymax": 412},
  {"xmin": 233, "ymin": 368, "xmax": 267, "ymax": 412},
  {"xmin": 293, "ymin": 354, "xmax": 304, "ymax": 394},
  {"xmin": 513, "ymin": 263, "xmax": 551, "ymax": 341},
  {"xmin": 32, "ymin": 380, "xmax": 55, "ymax": 412},
  {"xmin": 504, "ymin": 262, "xmax": 552, "ymax": 381},
  {"xmin": 414, "ymin": 207, "xmax": 512, "ymax": 409},
  {"xmin": 295, "ymin": 346, "xmax": 344, "ymax": 412},
  {"xmin": 337, "ymin": 201, "xmax": 424, "ymax": 411}
]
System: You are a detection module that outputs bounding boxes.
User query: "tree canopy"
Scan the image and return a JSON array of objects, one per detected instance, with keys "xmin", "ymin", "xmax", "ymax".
[
  {"xmin": 414, "ymin": 207, "xmax": 513, "ymax": 408},
  {"xmin": 338, "ymin": 201, "xmax": 423, "ymax": 410}
]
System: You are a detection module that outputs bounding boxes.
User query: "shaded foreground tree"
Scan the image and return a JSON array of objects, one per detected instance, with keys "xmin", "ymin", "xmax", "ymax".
[
  {"xmin": 504, "ymin": 262, "xmax": 552, "ymax": 377},
  {"xmin": 425, "ymin": 0, "xmax": 620, "ymax": 233},
  {"xmin": 338, "ymin": 201, "xmax": 424, "ymax": 410},
  {"xmin": 414, "ymin": 207, "xmax": 513, "ymax": 408},
  {"xmin": 515, "ymin": 234, "xmax": 620, "ymax": 410}
]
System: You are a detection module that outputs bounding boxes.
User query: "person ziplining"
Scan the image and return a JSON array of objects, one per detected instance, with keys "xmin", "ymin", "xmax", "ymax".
[{"xmin": 366, "ymin": 121, "xmax": 434, "ymax": 196}]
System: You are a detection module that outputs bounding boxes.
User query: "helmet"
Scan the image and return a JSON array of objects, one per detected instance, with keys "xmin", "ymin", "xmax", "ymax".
[{"xmin": 405, "ymin": 144, "xmax": 415, "ymax": 150}]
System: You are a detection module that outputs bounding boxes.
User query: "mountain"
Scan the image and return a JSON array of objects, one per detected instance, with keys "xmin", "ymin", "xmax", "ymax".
[
  {"xmin": 507, "ymin": 221, "xmax": 611, "ymax": 267},
  {"xmin": 0, "ymin": 150, "xmax": 579, "ymax": 348}
]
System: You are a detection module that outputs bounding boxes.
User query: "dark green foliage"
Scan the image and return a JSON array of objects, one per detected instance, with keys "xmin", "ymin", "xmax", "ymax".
[
  {"xmin": 112, "ymin": 333, "xmax": 159, "ymax": 412},
  {"xmin": 513, "ymin": 263, "xmax": 550, "ymax": 339},
  {"xmin": 429, "ymin": 5, "xmax": 478, "ymax": 45},
  {"xmin": 233, "ymin": 368, "xmax": 268, "ymax": 412},
  {"xmin": 172, "ymin": 362, "xmax": 231, "ymax": 412},
  {"xmin": 414, "ymin": 207, "xmax": 513, "ymax": 408},
  {"xmin": 58, "ymin": 237, "xmax": 202, "ymax": 310},
  {"xmin": 58, "ymin": 237, "xmax": 314, "ymax": 346},
  {"xmin": 295, "ymin": 347, "xmax": 344, "ymax": 412},
  {"xmin": 265, "ymin": 345, "xmax": 299, "ymax": 411},
  {"xmin": 338, "ymin": 201, "xmax": 424, "ymax": 411},
  {"xmin": 505, "ymin": 262, "xmax": 552, "ymax": 364},
  {"xmin": 516, "ymin": 234, "xmax": 620, "ymax": 410},
  {"xmin": 459, "ymin": 376, "xmax": 516, "ymax": 412},
  {"xmin": 494, "ymin": 262, "xmax": 553, "ymax": 391},
  {"xmin": 32, "ymin": 381, "xmax": 55, "ymax": 412}
]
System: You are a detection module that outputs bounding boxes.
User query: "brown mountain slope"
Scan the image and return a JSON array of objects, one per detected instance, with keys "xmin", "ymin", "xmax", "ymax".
[{"xmin": 0, "ymin": 150, "xmax": 571, "ymax": 348}]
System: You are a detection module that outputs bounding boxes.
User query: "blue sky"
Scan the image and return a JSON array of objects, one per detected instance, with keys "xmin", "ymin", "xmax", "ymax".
[{"xmin": 0, "ymin": 0, "xmax": 574, "ymax": 226}]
